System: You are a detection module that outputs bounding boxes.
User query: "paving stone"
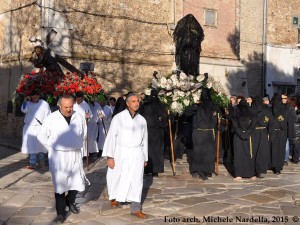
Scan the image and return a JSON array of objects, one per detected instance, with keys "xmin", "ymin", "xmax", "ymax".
[
  {"xmin": 73, "ymin": 220, "xmax": 105, "ymax": 225},
  {"xmin": 0, "ymin": 206, "xmax": 19, "ymax": 220},
  {"xmin": 261, "ymin": 189, "xmax": 295, "ymax": 199},
  {"xmin": 96, "ymin": 216, "xmax": 136, "ymax": 225},
  {"xmin": 164, "ymin": 180, "xmax": 187, "ymax": 188},
  {"xmin": 280, "ymin": 205, "xmax": 300, "ymax": 216},
  {"xmin": 31, "ymin": 221, "xmax": 56, "ymax": 225},
  {"xmin": 7, "ymin": 216, "xmax": 33, "ymax": 224},
  {"xmin": 240, "ymin": 194, "xmax": 277, "ymax": 204},
  {"xmin": 173, "ymin": 196, "xmax": 212, "ymax": 205},
  {"xmin": 14, "ymin": 207, "xmax": 46, "ymax": 217},
  {"xmin": 179, "ymin": 202, "xmax": 232, "ymax": 217},
  {"xmin": 3, "ymin": 194, "xmax": 33, "ymax": 207},
  {"xmin": 162, "ymin": 187, "xmax": 204, "ymax": 194}
]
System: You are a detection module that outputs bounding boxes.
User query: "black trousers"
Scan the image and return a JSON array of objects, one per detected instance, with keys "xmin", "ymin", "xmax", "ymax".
[{"xmin": 54, "ymin": 190, "xmax": 78, "ymax": 216}]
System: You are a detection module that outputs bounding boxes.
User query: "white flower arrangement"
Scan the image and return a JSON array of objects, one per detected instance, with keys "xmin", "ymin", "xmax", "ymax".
[{"xmin": 145, "ymin": 71, "xmax": 229, "ymax": 115}]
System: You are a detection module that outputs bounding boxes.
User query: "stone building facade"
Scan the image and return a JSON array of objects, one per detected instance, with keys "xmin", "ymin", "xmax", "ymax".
[{"xmin": 1, "ymin": 0, "xmax": 300, "ymax": 138}]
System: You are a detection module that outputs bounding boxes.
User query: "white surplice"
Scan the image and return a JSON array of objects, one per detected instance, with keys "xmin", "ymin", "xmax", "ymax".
[
  {"xmin": 87, "ymin": 102, "xmax": 101, "ymax": 153},
  {"xmin": 21, "ymin": 99, "xmax": 51, "ymax": 154},
  {"xmin": 37, "ymin": 110, "xmax": 87, "ymax": 194},
  {"xmin": 73, "ymin": 100, "xmax": 93, "ymax": 157},
  {"xmin": 97, "ymin": 105, "xmax": 112, "ymax": 150},
  {"xmin": 102, "ymin": 109, "xmax": 148, "ymax": 203}
]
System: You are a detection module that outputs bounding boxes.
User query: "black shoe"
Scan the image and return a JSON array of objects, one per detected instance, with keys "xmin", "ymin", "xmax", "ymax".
[
  {"xmin": 199, "ymin": 173, "xmax": 208, "ymax": 181},
  {"xmin": 152, "ymin": 172, "xmax": 158, "ymax": 177},
  {"xmin": 273, "ymin": 169, "xmax": 280, "ymax": 175},
  {"xmin": 67, "ymin": 203, "xmax": 79, "ymax": 214},
  {"xmin": 192, "ymin": 172, "xmax": 198, "ymax": 178},
  {"xmin": 205, "ymin": 172, "xmax": 212, "ymax": 177},
  {"xmin": 284, "ymin": 161, "xmax": 288, "ymax": 166},
  {"xmin": 54, "ymin": 215, "xmax": 66, "ymax": 224},
  {"xmin": 218, "ymin": 158, "xmax": 223, "ymax": 165}
]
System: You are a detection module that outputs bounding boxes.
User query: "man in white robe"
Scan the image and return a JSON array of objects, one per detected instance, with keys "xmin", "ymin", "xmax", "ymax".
[
  {"xmin": 21, "ymin": 91, "xmax": 51, "ymax": 169},
  {"xmin": 37, "ymin": 95, "xmax": 87, "ymax": 224},
  {"xmin": 97, "ymin": 96, "xmax": 112, "ymax": 153},
  {"xmin": 73, "ymin": 91, "xmax": 93, "ymax": 157},
  {"xmin": 102, "ymin": 93, "xmax": 148, "ymax": 219},
  {"xmin": 88, "ymin": 101, "xmax": 101, "ymax": 159}
]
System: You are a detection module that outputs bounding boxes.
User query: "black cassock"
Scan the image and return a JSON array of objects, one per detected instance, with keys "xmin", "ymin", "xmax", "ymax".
[
  {"xmin": 184, "ymin": 101, "xmax": 221, "ymax": 176},
  {"xmin": 269, "ymin": 96, "xmax": 293, "ymax": 173},
  {"xmin": 140, "ymin": 94, "xmax": 167, "ymax": 174},
  {"xmin": 232, "ymin": 100, "xmax": 257, "ymax": 178},
  {"xmin": 251, "ymin": 97, "xmax": 274, "ymax": 176}
]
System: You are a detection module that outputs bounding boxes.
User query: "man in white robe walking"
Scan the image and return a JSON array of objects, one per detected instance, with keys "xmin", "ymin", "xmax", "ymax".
[
  {"xmin": 97, "ymin": 95, "xmax": 112, "ymax": 155},
  {"xmin": 21, "ymin": 91, "xmax": 51, "ymax": 169},
  {"xmin": 37, "ymin": 95, "xmax": 87, "ymax": 224},
  {"xmin": 102, "ymin": 93, "xmax": 148, "ymax": 219},
  {"xmin": 73, "ymin": 91, "xmax": 93, "ymax": 158}
]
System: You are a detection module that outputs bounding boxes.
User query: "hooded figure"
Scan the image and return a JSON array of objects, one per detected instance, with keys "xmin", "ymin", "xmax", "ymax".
[
  {"xmin": 231, "ymin": 99, "xmax": 257, "ymax": 180},
  {"xmin": 140, "ymin": 89, "xmax": 167, "ymax": 176},
  {"xmin": 269, "ymin": 95, "xmax": 292, "ymax": 174},
  {"xmin": 112, "ymin": 97, "xmax": 126, "ymax": 118},
  {"xmin": 184, "ymin": 88, "xmax": 221, "ymax": 180},
  {"xmin": 251, "ymin": 97, "xmax": 274, "ymax": 178}
]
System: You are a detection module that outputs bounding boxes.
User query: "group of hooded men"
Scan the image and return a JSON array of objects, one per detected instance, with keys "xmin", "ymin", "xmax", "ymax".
[{"xmin": 19, "ymin": 86, "xmax": 300, "ymax": 223}]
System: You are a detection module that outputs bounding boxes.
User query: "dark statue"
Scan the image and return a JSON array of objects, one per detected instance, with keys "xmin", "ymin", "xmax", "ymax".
[{"xmin": 173, "ymin": 14, "xmax": 204, "ymax": 76}]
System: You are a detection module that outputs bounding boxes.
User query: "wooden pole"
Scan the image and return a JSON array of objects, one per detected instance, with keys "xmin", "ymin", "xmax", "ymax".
[
  {"xmin": 215, "ymin": 113, "xmax": 221, "ymax": 175},
  {"xmin": 85, "ymin": 111, "xmax": 89, "ymax": 171},
  {"xmin": 168, "ymin": 110, "xmax": 176, "ymax": 176}
]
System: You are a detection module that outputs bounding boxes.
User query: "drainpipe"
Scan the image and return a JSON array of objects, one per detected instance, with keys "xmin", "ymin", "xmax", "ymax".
[
  {"xmin": 8, "ymin": 1, "xmax": 12, "ymax": 101},
  {"xmin": 262, "ymin": 0, "xmax": 268, "ymax": 96}
]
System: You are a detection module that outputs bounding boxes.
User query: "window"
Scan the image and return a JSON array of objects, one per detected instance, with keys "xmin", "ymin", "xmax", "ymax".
[{"xmin": 204, "ymin": 9, "xmax": 217, "ymax": 27}]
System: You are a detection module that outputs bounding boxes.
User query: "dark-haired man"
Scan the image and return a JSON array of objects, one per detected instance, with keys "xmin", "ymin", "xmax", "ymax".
[
  {"xmin": 21, "ymin": 91, "xmax": 50, "ymax": 169},
  {"xmin": 102, "ymin": 93, "xmax": 148, "ymax": 219}
]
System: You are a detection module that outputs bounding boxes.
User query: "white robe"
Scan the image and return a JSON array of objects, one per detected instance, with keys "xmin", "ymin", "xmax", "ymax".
[
  {"xmin": 97, "ymin": 105, "xmax": 112, "ymax": 150},
  {"xmin": 37, "ymin": 110, "xmax": 87, "ymax": 194},
  {"xmin": 102, "ymin": 109, "xmax": 148, "ymax": 203},
  {"xmin": 21, "ymin": 99, "xmax": 51, "ymax": 154},
  {"xmin": 87, "ymin": 102, "xmax": 101, "ymax": 153},
  {"xmin": 73, "ymin": 100, "xmax": 93, "ymax": 157}
]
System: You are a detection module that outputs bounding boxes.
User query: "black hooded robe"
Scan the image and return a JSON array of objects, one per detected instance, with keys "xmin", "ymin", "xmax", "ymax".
[
  {"xmin": 251, "ymin": 97, "xmax": 274, "ymax": 176},
  {"xmin": 269, "ymin": 96, "xmax": 293, "ymax": 173},
  {"xmin": 140, "ymin": 90, "xmax": 167, "ymax": 174},
  {"xmin": 232, "ymin": 99, "xmax": 257, "ymax": 178},
  {"xmin": 184, "ymin": 88, "xmax": 221, "ymax": 177}
]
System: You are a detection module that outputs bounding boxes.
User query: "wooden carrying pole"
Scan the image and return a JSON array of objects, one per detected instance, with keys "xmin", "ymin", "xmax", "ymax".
[
  {"xmin": 167, "ymin": 110, "xmax": 176, "ymax": 176},
  {"xmin": 215, "ymin": 113, "xmax": 221, "ymax": 175},
  {"xmin": 85, "ymin": 112, "xmax": 89, "ymax": 171}
]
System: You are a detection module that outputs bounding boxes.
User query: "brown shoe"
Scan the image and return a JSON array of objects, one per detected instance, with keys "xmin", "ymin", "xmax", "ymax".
[
  {"xmin": 131, "ymin": 211, "xmax": 147, "ymax": 219},
  {"xmin": 110, "ymin": 200, "xmax": 119, "ymax": 207}
]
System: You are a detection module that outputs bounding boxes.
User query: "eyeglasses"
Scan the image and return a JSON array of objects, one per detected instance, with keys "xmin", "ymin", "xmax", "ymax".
[{"xmin": 282, "ymin": 97, "xmax": 287, "ymax": 99}]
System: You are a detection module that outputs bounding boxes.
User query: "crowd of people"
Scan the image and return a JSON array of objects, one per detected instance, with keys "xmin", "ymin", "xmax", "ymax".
[{"xmin": 19, "ymin": 87, "xmax": 300, "ymax": 223}]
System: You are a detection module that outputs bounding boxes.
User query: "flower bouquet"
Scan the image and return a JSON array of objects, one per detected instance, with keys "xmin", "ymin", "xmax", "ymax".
[
  {"xmin": 13, "ymin": 70, "xmax": 103, "ymax": 107},
  {"xmin": 144, "ymin": 71, "xmax": 229, "ymax": 115}
]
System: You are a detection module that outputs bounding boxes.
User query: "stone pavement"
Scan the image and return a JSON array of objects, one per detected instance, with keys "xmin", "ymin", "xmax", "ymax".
[{"xmin": 0, "ymin": 137, "xmax": 300, "ymax": 225}]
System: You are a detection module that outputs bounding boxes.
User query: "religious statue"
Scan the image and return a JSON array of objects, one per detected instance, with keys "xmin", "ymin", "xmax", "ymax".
[
  {"xmin": 173, "ymin": 14, "xmax": 204, "ymax": 76},
  {"xmin": 29, "ymin": 40, "xmax": 63, "ymax": 74}
]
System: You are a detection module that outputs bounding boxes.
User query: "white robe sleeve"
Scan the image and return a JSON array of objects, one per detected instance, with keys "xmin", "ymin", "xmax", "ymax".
[
  {"xmin": 102, "ymin": 116, "xmax": 118, "ymax": 158},
  {"xmin": 37, "ymin": 117, "xmax": 52, "ymax": 152},
  {"xmin": 142, "ymin": 120, "xmax": 148, "ymax": 162}
]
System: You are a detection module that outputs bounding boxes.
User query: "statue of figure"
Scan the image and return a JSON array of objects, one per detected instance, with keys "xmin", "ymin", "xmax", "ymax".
[
  {"xmin": 29, "ymin": 40, "xmax": 63, "ymax": 74},
  {"xmin": 173, "ymin": 14, "xmax": 204, "ymax": 76}
]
